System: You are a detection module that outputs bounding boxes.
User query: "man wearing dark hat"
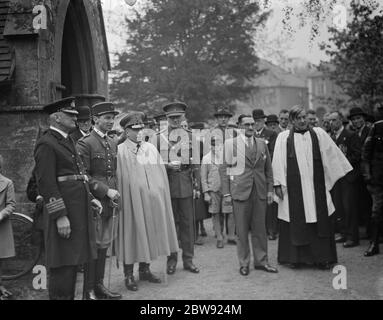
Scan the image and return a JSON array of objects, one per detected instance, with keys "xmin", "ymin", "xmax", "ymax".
[
  {"xmin": 329, "ymin": 111, "xmax": 362, "ymax": 248},
  {"xmin": 71, "ymin": 94, "xmax": 106, "ymax": 142},
  {"xmin": 266, "ymin": 114, "xmax": 282, "ymax": 134},
  {"xmin": 34, "ymin": 97, "xmax": 102, "ymax": 300},
  {"xmin": 362, "ymin": 111, "xmax": 383, "ymax": 257},
  {"xmin": 151, "ymin": 102, "xmax": 201, "ymax": 275},
  {"xmin": 348, "ymin": 107, "xmax": 373, "ymax": 239},
  {"xmin": 76, "ymin": 102, "xmax": 122, "ymax": 300},
  {"xmin": 253, "ymin": 109, "xmax": 279, "ymax": 240},
  {"xmin": 212, "ymin": 106, "xmax": 237, "ymax": 245}
]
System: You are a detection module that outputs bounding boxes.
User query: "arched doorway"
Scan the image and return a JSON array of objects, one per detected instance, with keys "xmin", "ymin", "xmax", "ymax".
[{"xmin": 61, "ymin": 0, "xmax": 97, "ymax": 97}]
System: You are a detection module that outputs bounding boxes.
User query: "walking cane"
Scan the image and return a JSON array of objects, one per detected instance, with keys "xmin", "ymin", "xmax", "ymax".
[{"xmin": 108, "ymin": 204, "xmax": 117, "ymax": 290}]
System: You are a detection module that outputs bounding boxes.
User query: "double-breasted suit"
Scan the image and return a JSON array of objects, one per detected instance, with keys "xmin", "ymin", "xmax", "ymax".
[{"xmin": 222, "ymin": 135, "xmax": 273, "ymax": 267}]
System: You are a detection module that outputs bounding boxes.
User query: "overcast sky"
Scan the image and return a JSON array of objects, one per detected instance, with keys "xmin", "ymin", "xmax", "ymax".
[{"xmin": 102, "ymin": 0, "xmax": 348, "ymax": 66}]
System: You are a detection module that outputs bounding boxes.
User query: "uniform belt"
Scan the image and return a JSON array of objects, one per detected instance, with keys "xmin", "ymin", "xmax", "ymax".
[{"xmin": 57, "ymin": 175, "xmax": 89, "ymax": 183}]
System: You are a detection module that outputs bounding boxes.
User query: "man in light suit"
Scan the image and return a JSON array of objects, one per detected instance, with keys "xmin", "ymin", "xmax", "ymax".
[{"xmin": 222, "ymin": 115, "xmax": 278, "ymax": 276}]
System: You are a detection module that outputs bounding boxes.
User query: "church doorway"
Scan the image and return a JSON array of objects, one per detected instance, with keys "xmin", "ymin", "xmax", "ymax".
[{"xmin": 61, "ymin": 0, "xmax": 97, "ymax": 97}]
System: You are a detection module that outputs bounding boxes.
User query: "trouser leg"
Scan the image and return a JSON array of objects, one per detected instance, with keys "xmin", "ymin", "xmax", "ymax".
[
  {"xmin": 344, "ymin": 181, "xmax": 359, "ymax": 242},
  {"xmin": 95, "ymin": 248, "xmax": 107, "ymax": 285},
  {"xmin": 251, "ymin": 196, "xmax": 268, "ymax": 267},
  {"xmin": 226, "ymin": 213, "xmax": 236, "ymax": 241},
  {"xmin": 174, "ymin": 197, "xmax": 195, "ymax": 265},
  {"xmin": 49, "ymin": 266, "xmax": 77, "ymax": 300},
  {"xmin": 368, "ymin": 185, "xmax": 383, "ymax": 246},
  {"xmin": 233, "ymin": 200, "xmax": 251, "ymax": 268},
  {"xmin": 212, "ymin": 214, "xmax": 223, "ymax": 241}
]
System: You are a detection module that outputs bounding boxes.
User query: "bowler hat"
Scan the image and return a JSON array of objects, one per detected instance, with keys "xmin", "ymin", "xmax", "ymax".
[
  {"xmin": 120, "ymin": 111, "xmax": 145, "ymax": 129},
  {"xmin": 252, "ymin": 109, "xmax": 267, "ymax": 120},
  {"xmin": 266, "ymin": 114, "xmax": 279, "ymax": 124},
  {"xmin": 43, "ymin": 97, "xmax": 78, "ymax": 115},
  {"xmin": 348, "ymin": 107, "xmax": 367, "ymax": 120},
  {"xmin": 75, "ymin": 94, "xmax": 105, "ymax": 108},
  {"xmin": 92, "ymin": 102, "xmax": 119, "ymax": 116},
  {"xmin": 214, "ymin": 107, "xmax": 233, "ymax": 118},
  {"xmin": 163, "ymin": 102, "xmax": 187, "ymax": 117},
  {"xmin": 76, "ymin": 106, "xmax": 91, "ymax": 121}
]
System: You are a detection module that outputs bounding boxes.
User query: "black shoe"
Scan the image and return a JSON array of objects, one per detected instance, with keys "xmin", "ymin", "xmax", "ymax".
[
  {"xmin": 125, "ymin": 275, "xmax": 138, "ymax": 291},
  {"xmin": 0, "ymin": 288, "xmax": 13, "ymax": 300},
  {"xmin": 343, "ymin": 240, "xmax": 359, "ymax": 248},
  {"xmin": 268, "ymin": 234, "xmax": 277, "ymax": 241},
  {"xmin": 227, "ymin": 239, "xmax": 237, "ymax": 245},
  {"xmin": 183, "ymin": 263, "xmax": 200, "ymax": 274},
  {"xmin": 254, "ymin": 264, "xmax": 278, "ymax": 273},
  {"xmin": 139, "ymin": 270, "xmax": 161, "ymax": 283},
  {"xmin": 95, "ymin": 283, "xmax": 122, "ymax": 300},
  {"xmin": 200, "ymin": 230, "xmax": 208, "ymax": 237},
  {"xmin": 316, "ymin": 262, "xmax": 332, "ymax": 270},
  {"xmin": 364, "ymin": 242, "xmax": 380, "ymax": 257},
  {"xmin": 335, "ymin": 235, "xmax": 346, "ymax": 243},
  {"xmin": 217, "ymin": 240, "xmax": 224, "ymax": 249},
  {"xmin": 288, "ymin": 263, "xmax": 301, "ymax": 269},
  {"xmin": 239, "ymin": 266, "xmax": 249, "ymax": 276},
  {"xmin": 167, "ymin": 264, "xmax": 176, "ymax": 275},
  {"xmin": 83, "ymin": 290, "xmax": 98, "ymax": 300}
]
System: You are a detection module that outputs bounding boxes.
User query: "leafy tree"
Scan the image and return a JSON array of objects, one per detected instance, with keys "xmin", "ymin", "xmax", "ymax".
[
  {"xmin": 111, "ymin": 0, "xmax": 268, "ymax": 121},
  {"xmin": 321, "ymin": 0, "xmax": 383, "ymax": 113}
]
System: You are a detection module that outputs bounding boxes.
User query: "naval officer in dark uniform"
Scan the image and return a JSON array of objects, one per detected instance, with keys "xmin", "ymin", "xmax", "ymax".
[
  {"xmin": 77, "ymin": 102, "xmax": 122, "ymax": 300},
  {"xmin": 151, "ymin": 102, "xmax": 200, "ymax": 274},
  {"xmin": 34, "ymin": 97, "xmax": 102, "ymax": 300}
]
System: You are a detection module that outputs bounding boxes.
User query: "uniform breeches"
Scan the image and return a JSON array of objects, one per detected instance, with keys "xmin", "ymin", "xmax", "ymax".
[{"xmin": 49, "ymin": 266, "xmax": 77, "ymax": 300}]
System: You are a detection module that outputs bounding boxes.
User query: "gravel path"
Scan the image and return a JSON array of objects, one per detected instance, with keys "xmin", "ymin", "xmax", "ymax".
[{"xmin": 7, "ymin": 220, "xmax": 383, "ymax": 300}]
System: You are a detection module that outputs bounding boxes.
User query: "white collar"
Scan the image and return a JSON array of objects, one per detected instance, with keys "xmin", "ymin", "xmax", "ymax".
[
  {"xmin": 93, "ymin": 127, "xmax": 107, "ymax": 139},
  {"xmin": 255, "ymin": 127, "xmax": 264, "ymax": 135},
  {"xmin": 335, "ymin": 126, "xmax": 344, "ymax": 138},
  {"xmin": 80, "ymin": 129, "xmax": 88, "ymax": 137},
  {"xmin": 50, "ymin": 126, "xmax": 68, "ymax": 139},
  {"xmin": 240, "ymin": 133, "xmax": 253, "ymax": 146}
]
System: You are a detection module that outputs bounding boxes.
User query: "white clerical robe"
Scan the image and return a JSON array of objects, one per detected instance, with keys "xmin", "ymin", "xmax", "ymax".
[{"xmin": 272, "ymin": 127, "xmax": 352, "ymax": 223}]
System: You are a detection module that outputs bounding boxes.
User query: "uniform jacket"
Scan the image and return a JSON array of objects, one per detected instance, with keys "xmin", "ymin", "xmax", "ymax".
[
  {"xmin": 334, "ymin": 128, "xmax": 362, "ymax": 182},
  {"xmin": 70, "ymin": 128, "xmax": 88, "ymax": 143},
  {"xmin": 362, "ymin": 121, "xmax": 383, "ymax": 186},
  {"xmin": 77, "ymin": 130, "xmax": 118, "ymax": 218},
  {"xmin": 34, "ymin": 129, "xmax": 97, "ymax": 268},
  {"xmin": 0, "ymin": 174, "xmax": 16, "ymax": 258},
  {"xmin": 359, "ymin": 125, "xmax": 371, "ymax": 145},
  {"xmin": 254, "ymin": 127, "xmax": 278, "ymax": 160},
  {"xmin": 222, "ymin": 135, "xmax": 273, "ymax": 201},
  {"xmin": 150, "ymin": 127, "xmax": 199, "ymax": 199}
]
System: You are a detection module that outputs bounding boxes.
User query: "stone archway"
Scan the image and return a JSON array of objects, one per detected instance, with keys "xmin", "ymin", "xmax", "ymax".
[{"xmin": 54, "ymin": 0, "xmax": 98, "ymax": 98}]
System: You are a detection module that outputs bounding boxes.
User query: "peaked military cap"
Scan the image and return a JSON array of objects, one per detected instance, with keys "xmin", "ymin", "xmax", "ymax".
[
  {"xmin": 43, "ymin": 97, "xmax": 78, "ymax": 115},
  {"xmin": 120, "ymin": 111, "xmax": 145, "ymax": 129},
  {"xmin": 163, "ymin": 102, "xmax": 187, "ymax": 117},
  {"xmin": 266, "ymin": 114, "xmax": 279, "ymax": 124},
  {"xmin": 214, "ymin": 106, "xmax": 233, "ymax": 118},
  {"xmin": 92, "ymin": 102, "xmax": 119, "ymax": 116}
]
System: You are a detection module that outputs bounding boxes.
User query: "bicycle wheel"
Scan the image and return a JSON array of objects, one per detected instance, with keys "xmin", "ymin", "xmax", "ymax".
[{"xmin": 2, "ymin": 213, "xmax": 42, "ymax": 281}]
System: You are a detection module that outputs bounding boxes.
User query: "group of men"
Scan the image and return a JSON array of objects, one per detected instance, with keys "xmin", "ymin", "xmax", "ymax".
[{"xmin": 31, "ymin": 94, "xmax": 383, "ymax": 299}]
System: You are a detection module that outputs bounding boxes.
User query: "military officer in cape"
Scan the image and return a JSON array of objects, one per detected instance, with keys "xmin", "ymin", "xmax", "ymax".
[
  {"xmin": 150, "ymin": 102, "xmax": 201, "ymax": 275},
  {"xmin": 34, "ymin": 97, "xmax": 102, "ymax": 300},
  {"xmin": 77, "ymin": 102, "xmax": 122, "ymax": 300}
]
